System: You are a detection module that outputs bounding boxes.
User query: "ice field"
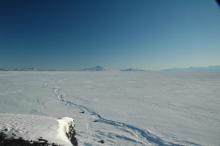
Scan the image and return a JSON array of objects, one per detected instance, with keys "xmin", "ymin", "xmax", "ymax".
[{"xmin": 0, "ymin": 71, "xmax": 220, "ymax": 146}]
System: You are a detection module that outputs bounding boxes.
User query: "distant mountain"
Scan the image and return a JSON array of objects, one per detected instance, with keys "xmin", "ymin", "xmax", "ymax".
[
  {"xmin": 121, "ymin": 68, "xmax": 145, "ymax": 72},
  {"xmin": 81, "ymin": 66, "xmax": 105, "ymax": 71},
  {"xmin": 162, "ymin": 65, "xmax": 220, "ymax": 72},
  {"xmin": 0, "ymin": 68, "xmax": 8, "ymax": 71},
  {"xmin": 0, "ymin": 67, "xmax": 55, "ymax": 71},
  {"xmin": 0, "ymin": 67, "xmax": 38, "ymax": 71},
  {"xmin": 13, "ymin": 67, "xmax": 38, "ymax": 71}
]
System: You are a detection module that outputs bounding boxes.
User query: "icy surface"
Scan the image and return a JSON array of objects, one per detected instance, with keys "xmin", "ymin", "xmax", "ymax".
[
  {"xmin": 0, "ymin": 71, "xmax": 220, "ymax": 146},
  {"xmin": 0, "ymin": 113, "xmax": 74, "ymax": 146}
]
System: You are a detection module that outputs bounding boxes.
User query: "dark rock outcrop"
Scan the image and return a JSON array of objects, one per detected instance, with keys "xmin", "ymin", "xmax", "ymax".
[{"xmin": 0, "ymin": 131, "xmax": 78, "ymax": 146}]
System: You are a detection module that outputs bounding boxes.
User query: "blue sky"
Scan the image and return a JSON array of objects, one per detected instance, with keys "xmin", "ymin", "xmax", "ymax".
[{"xmin": 0, "ymin": 0, "xmax": 220, "ymax": 70}]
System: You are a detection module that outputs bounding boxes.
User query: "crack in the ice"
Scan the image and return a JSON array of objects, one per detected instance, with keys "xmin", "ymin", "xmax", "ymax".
[
  {"xmin": 51, "ymin": 86, "xmax": 201, "ymax": 146},
  {"xmin": 96, "ymin": 130, "xmax": 144, "ymax": 145}
]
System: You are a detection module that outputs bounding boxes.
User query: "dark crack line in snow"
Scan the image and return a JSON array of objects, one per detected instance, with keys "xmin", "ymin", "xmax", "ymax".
[{"xmin": 51, "ymin": 86, "xmax": 202, "ymax": 146}]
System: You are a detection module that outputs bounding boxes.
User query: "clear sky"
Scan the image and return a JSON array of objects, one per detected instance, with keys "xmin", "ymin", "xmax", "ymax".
[{"xmin": 0, "ymin": 0, "xmax": 220, "ymax": 70}]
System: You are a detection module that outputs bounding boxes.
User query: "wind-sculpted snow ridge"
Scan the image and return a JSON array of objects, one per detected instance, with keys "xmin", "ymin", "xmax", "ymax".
[
  {"xmin": 52, "ymin": 87, "xmax": 202, "ymax": 146},
  {"xmin": 0, "ymin": 113, "xmax": 78, "ymax": 146}
]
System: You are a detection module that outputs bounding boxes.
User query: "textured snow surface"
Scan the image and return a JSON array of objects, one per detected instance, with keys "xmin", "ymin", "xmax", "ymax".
[
  {"xmin": 0, "ymin": 113, "xmax": 74, "ymax": 146},
  {"xmin": 0, "ymin": 71, "xmax": 220, "ymax": 146}
]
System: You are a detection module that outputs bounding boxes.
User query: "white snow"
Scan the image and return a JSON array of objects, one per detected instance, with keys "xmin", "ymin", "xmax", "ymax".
[
  {"xmin": 57, "ymin": 117, "xmax": 75, "ymax": 145},
  {"xmin": 0, "ymin": 113, "xmax": 74, "ymax": 146},
  {"xmin": 0, "ymin": 71, "xmax": 220, "ymax": 146}
]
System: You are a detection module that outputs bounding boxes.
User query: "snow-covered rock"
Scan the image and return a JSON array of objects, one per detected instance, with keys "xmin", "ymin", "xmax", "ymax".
[{"xmin": 0, "ymin": 113, "xmax": 77, "ymax": 146}]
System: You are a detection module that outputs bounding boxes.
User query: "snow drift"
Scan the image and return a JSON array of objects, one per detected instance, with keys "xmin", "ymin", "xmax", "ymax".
[{"xmin": 0, "ymin": 113, "xmax": 77, "ymax": 146}]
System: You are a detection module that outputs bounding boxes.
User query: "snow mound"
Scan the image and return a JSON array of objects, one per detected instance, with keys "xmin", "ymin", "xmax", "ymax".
[{"xmin": 0, "ymin": 113, "xmax": 77, "ymax": 146}]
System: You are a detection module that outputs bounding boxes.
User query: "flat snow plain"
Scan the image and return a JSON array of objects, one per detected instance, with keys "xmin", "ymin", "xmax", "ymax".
[{"xmin": 0, "ymin": 71, "xmax": 219, "ymax": 146}]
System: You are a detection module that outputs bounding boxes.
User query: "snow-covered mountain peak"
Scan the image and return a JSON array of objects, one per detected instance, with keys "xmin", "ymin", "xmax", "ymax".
[{"xmin": 81, "ymin": 65, "xmax": 105, "ymax": 71}]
